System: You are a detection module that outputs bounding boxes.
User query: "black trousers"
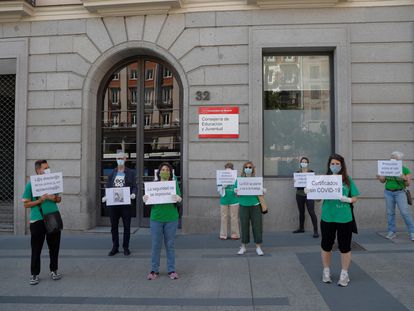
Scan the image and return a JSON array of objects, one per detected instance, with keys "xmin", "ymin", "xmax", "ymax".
[
  {"xmin": 320, "ymin": 220, "xmax": 353, "ymax": 253},
  {"xmin": 109, "ymin": 205, "xmax": 131, "ymax": 250},
  {"xmin": 30, "ymin": 220, "xmax": 61, "ymax": 275},
  {"xmin": 295, "ymin": 194, "xmax": 318, "ymax": 232}
]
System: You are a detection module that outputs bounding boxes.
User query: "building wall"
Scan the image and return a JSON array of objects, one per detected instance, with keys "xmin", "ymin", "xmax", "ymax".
[{"xmin": 1, "ymin": 5, "xmax": 413, "ymax": 233}]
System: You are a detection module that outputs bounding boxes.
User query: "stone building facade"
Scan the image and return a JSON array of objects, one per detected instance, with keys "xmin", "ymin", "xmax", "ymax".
[{"xmin": 0, "ymin": 0, "xmax": 413, "ymax": 234}]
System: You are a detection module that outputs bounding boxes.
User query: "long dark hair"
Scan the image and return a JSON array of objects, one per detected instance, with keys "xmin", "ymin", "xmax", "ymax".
[
  {"xmin": 326, "ymin": 153, "xmax": 350, "ymax": 187},
  {"xmin": 157, "ymin": 162, "xmax": 174, "ymax": 181}
]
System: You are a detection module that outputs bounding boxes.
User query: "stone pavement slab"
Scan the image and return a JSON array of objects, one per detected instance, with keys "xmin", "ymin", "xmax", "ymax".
[{"xmin": 0, "ymin": 229, "xmax": 413, "ymax": 311}]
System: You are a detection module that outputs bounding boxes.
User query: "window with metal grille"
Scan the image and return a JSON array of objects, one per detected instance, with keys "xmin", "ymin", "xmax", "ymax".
[{"xmin": 0, "ymin": 74, "xmax": 15, "ymax": 231}]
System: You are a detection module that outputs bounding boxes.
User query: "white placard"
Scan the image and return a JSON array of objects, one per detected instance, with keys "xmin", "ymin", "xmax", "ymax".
[
  {"xmin": 216, "ymin": 170, "xmax": 237, "ymax": 186},
  {"xmin": 30, "ymin": 172, "xmax": 64, "ymax": 197},
  {"xmin": 144, "ymin": 181, "xmax": 176, "ymax": 205},
  {"xmin": 378, "ymin": 160, "xmax": 402, "ymax": 177},
  {"xmin": 105, "ymin": 187, "xmax": 131, "ymax": 206},
  {"xmin": 306, "ymin": 175, "xmax": 342, "ymax": 200},
  {"xmin": 237, "ymin": 177, "xmax": 263, "ymax": 196},
  {"xmin": 294, "ymin": 172, "xmax": 315, "ymax": 188}
]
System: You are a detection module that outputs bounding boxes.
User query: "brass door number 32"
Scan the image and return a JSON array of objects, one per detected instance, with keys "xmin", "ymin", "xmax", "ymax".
[{"xmin": 195, "ymin": 91, "xmax": 210, "ymax": 101}]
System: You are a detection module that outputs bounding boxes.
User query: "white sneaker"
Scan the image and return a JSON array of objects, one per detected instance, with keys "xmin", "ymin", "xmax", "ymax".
[
  {"xmin": 322, "ymin": 268, "xmax": 332, "ymax": 283},
  {"xmin": 256, "ymin": 247, "xmax": 264, "ymax": 256},
  {"xmin": 385, "ymin": 232, "xmax": 396, "ymax": 239},
  {"xmin": 237, "ymin": 245, "xmax": 246, "ymax": 255},
  {"xmin": 337, "ymin": 271, "xmax": 350, "ymax": 287},
  {"xmin": 410, "ymin": 233, "xmax": 414, "ymax": 241}
]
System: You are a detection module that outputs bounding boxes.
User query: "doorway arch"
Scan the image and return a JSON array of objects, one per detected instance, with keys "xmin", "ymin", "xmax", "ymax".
[{"xmin": 81, "ymin": 42, "xmax": 189, "ymax": 229}]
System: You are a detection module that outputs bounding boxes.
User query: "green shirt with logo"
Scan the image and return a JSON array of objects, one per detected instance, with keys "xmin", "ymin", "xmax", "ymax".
[
  {"xmin": 220, "ymin": 184, "xmax": 239, "ymax": 205},
  {"xmin": 22, "ymin": 181, "xmax": 59, "ymax": 222},
  {"xmin": 385, "ymin": 166, "xmax": 411, "ymax": 190},
  {"xmin": 150, "ymin": 180, "xmax": 181, "ymax": 222},
  {"xmin": 321, "ymin": 176, "xmax": 360, "ymax": 223}
]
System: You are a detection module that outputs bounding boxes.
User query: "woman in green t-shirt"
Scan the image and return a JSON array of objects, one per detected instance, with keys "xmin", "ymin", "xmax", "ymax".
[
  {"xmin": 319, "ymin": 154, "xmax": 360, "ymax": 287},
  {"xmin": 236, "ymin": 161, "xmax": 266, "ymax": 256},
  {"xmin": 143, "ymin": 162, "xmax": 182, "ymax": 281},
  {"xmin": 217, "ymin": 162, "xmax": 240, "ymax": 240},
  {"xmin": 376, "ymin": 151, "xmax": 414, "ymax": 241}
]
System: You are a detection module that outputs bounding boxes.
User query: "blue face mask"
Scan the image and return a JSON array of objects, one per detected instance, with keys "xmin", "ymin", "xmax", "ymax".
[
  {"xmin": 330, "ymin": 165, "xmax": 341, "ymax": 174},
  {"xmin": 117, "ymin": 159, "xmax": 125, "ymax": 166},
  {"xmin": 244, "ymin": 168, "xmax": 253, "ymax": 175}
]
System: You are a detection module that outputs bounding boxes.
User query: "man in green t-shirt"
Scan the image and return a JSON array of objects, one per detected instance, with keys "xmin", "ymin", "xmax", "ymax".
[{"xmin": 22, "ymin": 160, "xmax": 63, "ymax": 285}]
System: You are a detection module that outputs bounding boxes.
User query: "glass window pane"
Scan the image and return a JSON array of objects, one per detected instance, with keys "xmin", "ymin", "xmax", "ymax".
[{"xmin": 263, "ymin": 55, "xmax": 333, "ymax": 176}]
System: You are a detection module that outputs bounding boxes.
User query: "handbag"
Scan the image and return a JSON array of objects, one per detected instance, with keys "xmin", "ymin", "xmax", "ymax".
[
  {"xmin": 405, "ymin": 189, "xmax": 413, "ymax": 206},
  {"xmin": 348, "ymin": 192, "xmax": 358, "ymax": 234},
  {"xmin": 258, "ymin": 195, "xmax": 268, "ymax": 214},
  {"xmin": 39, "ymin": 207, "xmax": 63, "ymax": 234}
]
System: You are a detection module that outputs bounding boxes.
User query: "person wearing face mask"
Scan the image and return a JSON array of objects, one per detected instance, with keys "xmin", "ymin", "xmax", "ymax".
[
  {"xmin": 317, "ymin": 154, "xmax": 359, "ymax": 287},
  {"xmin": 236, "ymin": 161, "xmax": 265, "ymax": 256},
  {"xmin": 22, "ymin": 160, "xmax": 63, "ymax": 285},
  {"xmin": 376, "ymin": 151, "xmax": 414, "ymax": 241},
  {"xmin": 102, "ymin": 151, "xmax": 137, "ymax": 256},
  {"xmin": 217, "ymin": 162, "xmax": 240, "ymax": 240},
  {"xmin": 293, "ymin": 157, "xmax": 319, "ymax": 238},
  {"xmin": 143, "ymin": 162, "xmax": 182, "ymax": 280}
]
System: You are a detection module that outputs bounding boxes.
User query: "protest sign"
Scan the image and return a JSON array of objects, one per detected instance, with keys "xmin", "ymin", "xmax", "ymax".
[
  {"xmin": 30, "ymin": 172, "xmax": 63, "ymax": 197},
  {"xmin": 306, "ymin": 175, "xmax": 342, "ymax": 200},
  {"xmin": 294, "ymin": 172, "xmax": 315, "ymax": 188},
  {"xmin": 378, "ymin": 160, "xmax": 402, "ymax": 177},
  {"xmin": 237, "ymin": 177, "xmax": 263, "ymax": 196},
  {"xmin": 216, "ymin": 170, "xmax": 237, "ymax": 186},
  {"xmin": 105, "ymin": 187, "xmax": 131, "ymax": 206},
  {"xmin": 144, "ymin": 181, "xmax": 176, "ymax": 205}
]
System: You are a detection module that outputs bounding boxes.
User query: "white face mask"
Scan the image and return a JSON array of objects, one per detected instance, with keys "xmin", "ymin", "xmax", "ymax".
[
  {"xmin": 300, "ymin": 162, "xmax": 308, "ymax": 168},
  {"xmin": 43, "ymin": 168, "xmax": 51, "ymax": 174},
  {"xmin": 117, "ymin": 159, "xmax": 125, "ymax": 166}
]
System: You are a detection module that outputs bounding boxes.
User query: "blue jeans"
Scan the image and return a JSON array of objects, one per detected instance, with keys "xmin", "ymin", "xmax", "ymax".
[
  {"xmin": 384, "ymin": 189, "xmax": 414, "ymax": 234},
  {"xmin": 150, "ymin": 220, "xmax": 178, "ymax": 273}
]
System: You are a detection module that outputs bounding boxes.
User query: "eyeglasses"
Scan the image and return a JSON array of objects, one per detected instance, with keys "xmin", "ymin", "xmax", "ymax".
[{"xmin": 245, "ymin": 166, "xmax": 253, "ymax": 169}]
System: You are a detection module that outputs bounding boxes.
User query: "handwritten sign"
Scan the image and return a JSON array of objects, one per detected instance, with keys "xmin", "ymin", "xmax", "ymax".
[
  {"xmin": 294, "ymin": 172, "xmax": 315, "ymax": 188},
  {"xmin": 105, "ymin": 187, "xmax": 131, "ymax": 206},
  {"xmin": 306, "ymin": 175, "xmax": 342, "ymax": 200},
  {"xmin": 237, "ymin": 177, "xmax": 263, "ymax": 196},
  {"xmin": 216, "ymin": 170, "xmax": 237, "ymax": 186},
  {"xmin": 30, "ymin": 172, "xmax": 63, "ymax": 197},
  {"xmin": 144, "ymin": 181, "xmax": 176, "ymax": 205},
  {"xmin": 378, "ymin": 160, "xmax": 402, "ymax": 177}
]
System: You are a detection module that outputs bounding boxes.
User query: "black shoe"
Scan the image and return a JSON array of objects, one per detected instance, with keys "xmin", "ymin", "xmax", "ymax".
[
  {"xmin": 123, "ymin": 249, "xmax": 131, "ymax": 256},
  {"xmin": 292, "ymin": 229, "xmax": 305, "ymax": 233},
  {"xmin": 313, "ymin": 232, "xmax": 319, "ymax": 238},
  {"xmin": 108, "ymin": 249, "xmax": 119, "ymax": 256}
]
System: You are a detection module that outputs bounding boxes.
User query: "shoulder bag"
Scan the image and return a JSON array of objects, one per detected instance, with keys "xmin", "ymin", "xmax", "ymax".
[{"xmin": 39, "ymin": 206, "xmax": 63, "ymax": 234}]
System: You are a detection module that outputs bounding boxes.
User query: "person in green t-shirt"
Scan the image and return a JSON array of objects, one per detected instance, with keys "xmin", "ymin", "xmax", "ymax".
[
  {"xmin": 376, "ymin": 151, "xmax": 414, "ymax": 241},
  {"xmin": 236, "ymin": 161, "xmax": 266, "ymax": 256},
  {"xmin": 143, "ymin": 162, "xmax": 182, "ymax": 281},
  {"xmin": 22, "ymin": 160, "xmax": 63, "ymax": 286},
  {"xmin": 217, "ymin": 162, "xmax": 240, "ymax": 240},
  {"xmin": 318, "ymin": 154, "xmax": 360, "ymax": 287}
]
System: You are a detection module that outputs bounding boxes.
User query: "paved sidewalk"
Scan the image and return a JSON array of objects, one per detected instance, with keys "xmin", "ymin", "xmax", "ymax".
[{"xmin": 0, "ymin": 229, "xmax": 413, "ymax": 311}]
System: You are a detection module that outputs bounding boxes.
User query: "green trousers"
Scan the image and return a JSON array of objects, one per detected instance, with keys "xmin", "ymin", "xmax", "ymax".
[{"xmin": 239, "ymin": 204, "xmax": 263, "ymax": 244}]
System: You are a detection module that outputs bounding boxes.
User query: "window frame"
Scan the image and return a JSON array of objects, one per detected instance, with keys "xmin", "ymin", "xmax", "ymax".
[{"xmin": 262, "ymin": 51, "xmax": 335, "ymax": 178}]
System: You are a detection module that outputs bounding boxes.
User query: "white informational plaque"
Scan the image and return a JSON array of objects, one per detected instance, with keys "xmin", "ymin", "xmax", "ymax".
[
  {"xmin": 293, "ymin": 172, "xmax": 315, "ymax": 188},
  {"xmin": 378, "ymin": 160, "xmax": 402, "ymax": 177},
  {"xmin": 105, "ymin": 187, "xmax": 131, "ymax": 206},
  {"xmin": 216, "ymin": 170, "xmax": 237, "ymax": 186},
  {"xmin": 237, "ymin": 177, "xmax": 263, "ymax": 196},
  {"xmin": 306, "ymin": 175, "xmax": 342, "ymax": 200},
  {"xmin": 144, "ymin": 181, "xmax": 176, "ymax": 205},
  {"xmin": 30, "ymin": 172, "xmax": 64, "ymax": 197}
]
